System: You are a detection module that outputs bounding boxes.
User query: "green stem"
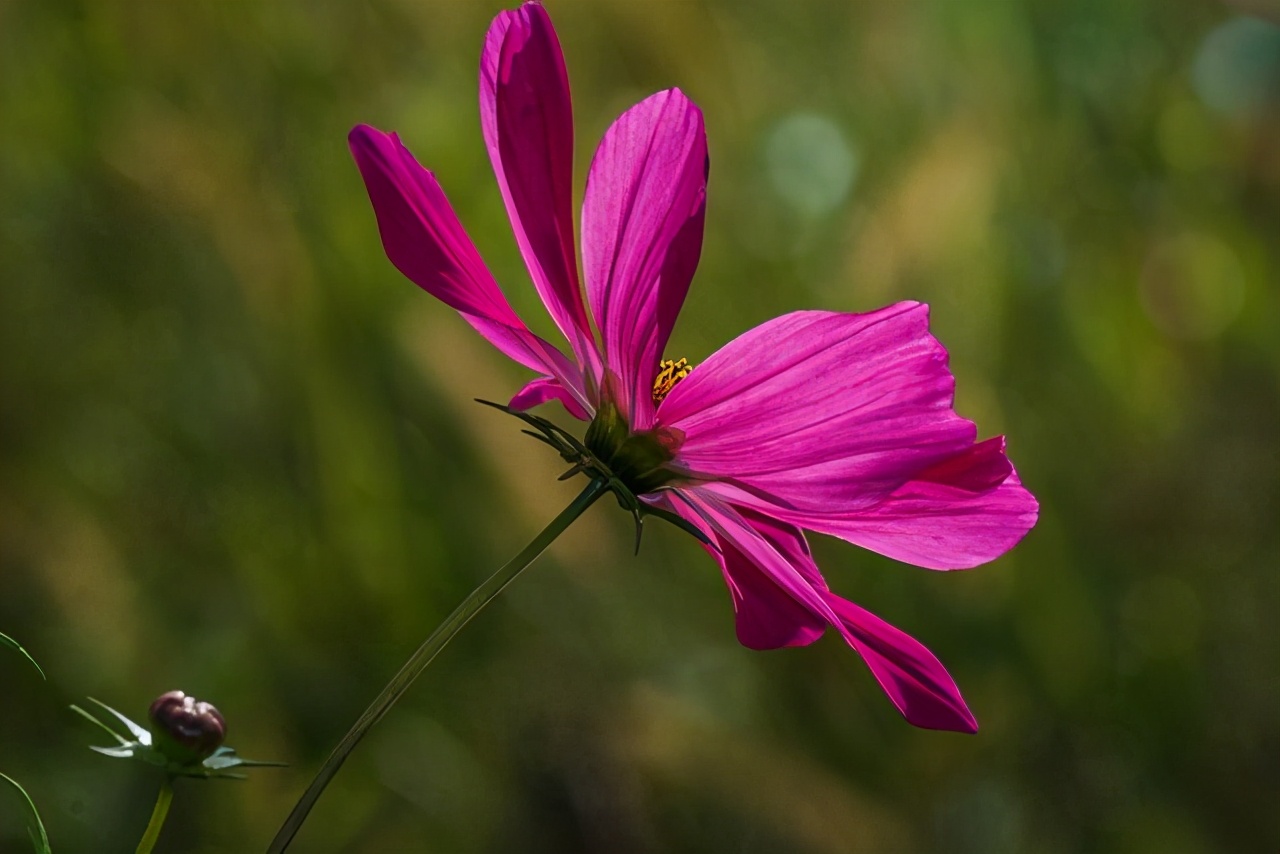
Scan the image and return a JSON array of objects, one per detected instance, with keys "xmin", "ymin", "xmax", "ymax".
[
  {"xmin": 267, "ymin": 478, "xmax": 610, "ymax": 853},
  {"xmin": 135, "ymin": 778, "xmax": 173, "ymax": 854}
]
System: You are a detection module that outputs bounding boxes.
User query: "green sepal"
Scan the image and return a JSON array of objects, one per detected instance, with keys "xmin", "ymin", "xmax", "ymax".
[
  {"xmin": 638, "ymin": 500, "xmax": 717, "ymax": 550},
  {"xmin": 583, "ymin": 400, "xmax": 684, "ymax": 494},
  {"xmin": 476, "ymin": 399, "xmax": 716, "ymax": 553}
]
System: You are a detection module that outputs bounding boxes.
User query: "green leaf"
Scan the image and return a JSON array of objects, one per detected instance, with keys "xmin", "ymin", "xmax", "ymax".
[
  {"xmin": 0, "ymin": 632, "xmax": 46, "ymax": 680},
  {"xmin": 0, "ymin": 772, "xmax": 52, "ymax": 854}
]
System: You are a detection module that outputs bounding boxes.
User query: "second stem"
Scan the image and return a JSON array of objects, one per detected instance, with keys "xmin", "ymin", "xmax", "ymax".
[{"xmin": 135, "ymin": 778, "xmax": 173, "ymax": 854}]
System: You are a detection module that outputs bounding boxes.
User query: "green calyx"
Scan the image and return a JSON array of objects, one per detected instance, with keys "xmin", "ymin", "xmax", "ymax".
[
  {"xmin": 476, "ymin": 399, "xmax": 711, "ymax": 553},
  {"xmin": 583, "ymin": 400, "xmax": 684, "ymax": 496}
]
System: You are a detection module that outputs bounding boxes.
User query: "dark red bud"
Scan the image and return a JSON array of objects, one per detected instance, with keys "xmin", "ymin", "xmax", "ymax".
[{"xmin": 148, "ymin": 690, "xmax": 226, "ymax": 763}]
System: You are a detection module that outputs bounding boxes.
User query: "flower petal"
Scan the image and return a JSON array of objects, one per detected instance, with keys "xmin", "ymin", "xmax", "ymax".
[
  {"xmin": 509, "ymin": 376, "xmax": 591, "ymax": 421},
  {"xmin": 821, "ymin": 591, "xmax": 978, "ymax": 733},
  {"xmin": 668, "ymin": 491, "xmax": 826, "ymax": 649},
  {"xmin": 673, "ymin": 489, "xmax": 975, "ymax": 731},
  {"xmin": 803, "ymin": 439, "xmax": 1039, "ymax": 570},
  {"xmin": 350, "ymin": 124, "xmax": 517, "ymax": 325},
  {"xmin": 349, "ymin": 124, "xmax": 590, "ymax": 412},
  {"xmin": 480, "ymin": 4, "xmax": 597, "ymax": 369},
  {"xmin": 582, "ymin": 88, "xmax": 708, "ymax": 428},
  {"xmin": 658, "ymin": 305, "xmax": 977, "ymax": 513},
  {"xmin": 671, "ymin": 489, "xmax": 843, "ymax": 636}
]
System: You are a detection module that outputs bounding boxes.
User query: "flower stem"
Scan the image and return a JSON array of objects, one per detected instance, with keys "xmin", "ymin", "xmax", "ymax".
[
  {"xmin": 267, "ymin": 478, "xmax": 610, "ymax": 852},
  {"xmin": 135, "ymin": 778, "xmax": 173, "ymax": 854}
]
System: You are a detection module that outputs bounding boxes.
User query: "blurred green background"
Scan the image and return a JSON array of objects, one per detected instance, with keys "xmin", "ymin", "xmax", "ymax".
[{"xmin": 2, "ymin": 0, "xmax": 1277, "ymax": 851}]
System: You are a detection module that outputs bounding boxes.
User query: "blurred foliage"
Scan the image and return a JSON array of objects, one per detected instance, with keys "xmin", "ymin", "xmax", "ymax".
[{"xmin": 1, "ymin": 0, "xmax": 1277, "ymax": 852}]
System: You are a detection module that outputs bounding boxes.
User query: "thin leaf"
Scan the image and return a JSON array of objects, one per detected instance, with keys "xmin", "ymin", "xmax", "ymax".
[
  {"xmin": 201, "ymin": 754, "xmax": 286, "ymax": 771},
  {"xmin": 0, "ymin": 632, "xmax": 46, "ymax": 680},
  {"xmin": 68, "ymin": 705, "xmax": 132, "ymax": 747},
  {"xmin": 231, "ymin": 759, "xmax": 287, "ymax": 768},
  {"xmin": 0, "ymin": 772, "xmax": 52, "ymax": 854},
  {"xmin": 86, "ymin": 698, "xmax": 151, "ymax": 744}
]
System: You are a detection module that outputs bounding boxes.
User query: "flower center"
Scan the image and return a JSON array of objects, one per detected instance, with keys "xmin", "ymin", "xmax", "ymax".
[
  {"xmin": 652, "ymin": 358, "xmax": 692, "ymax": 404},
  {"xmin": 584, "ymin": 400, "xmax": 684, "ymax": 496}
]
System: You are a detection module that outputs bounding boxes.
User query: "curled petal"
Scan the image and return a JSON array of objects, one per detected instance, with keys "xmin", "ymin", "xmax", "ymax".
[
  {"xmin": 672, "ymin": 489, "xmax": 841, "ymax": 633},
  {"xmin": 814, "ymin": 441, "xmax": 1037, "ymax": 570},
  {"xmin": 914, "ymin": 435, "xmax": 1013, "ymax": 492},
  {"xmin": 673, "ymin": 489, "xmax": 976, "ymax": 731},
  {"xmin": 658, "ymin": 305, "xmax": 977, "ymax": 513},
  {"xmin": 669, "ymin": 492, "xmax": 825, "ymax": 649},
  {"xmin": 481, "ymin": 4, "xmax": 598, "ymax": 369},
  {"xmin": 718, "ymin": 437, "xmax": 1038, "ymax": 570},
  {"xmin": 349, "ymin": 124, "xmax": 590, "ymax": 412},
  {"xmin": 510, "ymin": 376, "xmax": 591, "ymax": 421},
  {"xmin": 821, "ymin": 592, "xmax": 978, "ymax": 733},
  {"xmin": 583, "ymin": 88, "xmax": 708, "ymax": 428}
]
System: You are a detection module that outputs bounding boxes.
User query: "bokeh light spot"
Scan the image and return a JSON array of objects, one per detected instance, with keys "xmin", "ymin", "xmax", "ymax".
[
  {"xmin": 1191, "ymin": 16, "xmax": 1280, "ymax": 117},
  {"xmin": 763, "ymin": 112, "xmax": 858, "ymax": 217}
]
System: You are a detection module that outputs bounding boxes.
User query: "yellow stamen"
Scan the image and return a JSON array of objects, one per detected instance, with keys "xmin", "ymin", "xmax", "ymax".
[{"xmin": 652, "ymin": 358, "xmax": 693, "ymax": 404}]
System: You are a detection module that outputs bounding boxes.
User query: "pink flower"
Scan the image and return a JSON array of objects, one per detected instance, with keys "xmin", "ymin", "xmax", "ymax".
[{"xmin": 349, "ymin": 1, "xmax": 1038, "ymax": 733}]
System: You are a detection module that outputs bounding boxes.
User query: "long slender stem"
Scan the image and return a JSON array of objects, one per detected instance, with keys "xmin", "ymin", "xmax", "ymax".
[
  {"xmin": 267, "ymin": 479, "xmax": 609, "ymax": 852},
  {"xmin": 136, "ymin": 778, "xmax": 173, "ymax": 854}
]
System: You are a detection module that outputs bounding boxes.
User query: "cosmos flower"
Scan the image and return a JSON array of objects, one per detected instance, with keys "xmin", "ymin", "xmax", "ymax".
[{"xmin": 348, "ymin": 1, "xmax": 1037, "ymax": 733}]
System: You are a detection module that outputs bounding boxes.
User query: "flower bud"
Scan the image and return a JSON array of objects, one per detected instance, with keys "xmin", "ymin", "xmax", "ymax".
[{"xmin": 148, "ymin": 691, "xmax": 226, "ymax": 764}]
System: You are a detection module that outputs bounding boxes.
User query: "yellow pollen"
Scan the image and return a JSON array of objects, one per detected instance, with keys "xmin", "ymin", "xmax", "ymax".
[{"xmin": 652, "ymin": 358, "xmax": 693, "ymax": 404}]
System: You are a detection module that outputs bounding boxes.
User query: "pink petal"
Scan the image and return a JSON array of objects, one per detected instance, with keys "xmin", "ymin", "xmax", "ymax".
[
  {"xmin": 480, "ymin": 4, "xmax": 598, "ymax": 370},
  {"xmin": 672, "ymin": 489, "xmax": 844, "ymax": 633},
  {"xmin": 349, "ymin": 125, "xmax": 517, "ymax": 326},
  {"xmin": 915, "ymin": 435, "xmax": 1013, "ymax": 491},
  {"xmin": 657, "ymin": 305, "xmax": 977, "ymax": 513},
  {"xmin": 349, "ymin": 124, "xmax": 590, "ymax": 412},
  {"xmin": 668, "ymin": 492, "xmax": 826, "ymax": 649},
  {"xmin": 582, "ymin": 88, "xmax": 708, "ymax": 429},
  {"xmin": 509, "ymin": 376, "xmax": 591, "ymax": 421},
  {"xmin": 674, "ymin": 489, "xmax": 975, "ymax": 732},
  {"xmin": 462, "ymin": 314, "xmax": 583, "ymax": 388},
  {"xmin": 822, "ymin": 591, "xmax": 978, "ymax": 733},
  {"xmin": 804, "ymin": 440, "xmax": 1039, "ymax": 570}
]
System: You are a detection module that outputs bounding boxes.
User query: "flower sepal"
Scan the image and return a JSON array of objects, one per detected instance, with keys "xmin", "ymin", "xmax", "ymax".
[
  {"xmin": 71, "ymin": 696, "xmax": 284, "ymax": 780},
  {"xmin": 477, "ymin": 399, "xmax": 714, "ymax": 552}
]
